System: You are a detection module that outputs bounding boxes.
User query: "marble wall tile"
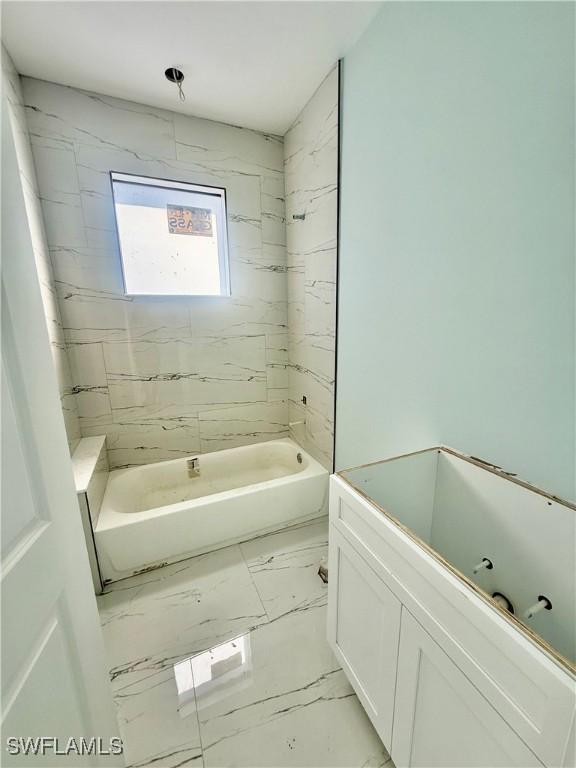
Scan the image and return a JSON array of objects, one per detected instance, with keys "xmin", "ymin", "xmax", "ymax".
[
  {"xmin": 23, "ymin": 78, "xmax": 176, "ymax": 159},
  {"xmin": 174, "ymin": 113, "xmax": 283, "ymax": 176},
  {"xmin": 82, "ymin": 419, "xmax": 200, "ymax": 469},
  {"xmin": 288, "ymin": 386, "xmax": 333, "ymax": 469},
  {"xmin": 233, "ymin": 244, "xmax": 287, "ymax": 291},
  {"xmin": 57, "ymin": 294, "xmax": 190, "ymax": 343},
  {"xmin": 304, "ymin": 408, "xmax": 334, "ymax": 469},
  {"xmin": 67, "ymin": 343, "xmax": 113, "ymax": 428},
  {"xmin": 198, "ymin": 401, "xmax": 289, "ymax": 453},
  {"xmin": 284, "ymin": 67, "xmax": 338, "ymax": 469},
  {"xmin": 50, "ymin": 245, "xmax": 124, "ymax": 296},
  {"xmin": 287, "ymin": 261, "xmax": 306, "ymax": 340},
  {"xmin": 29, "ymin": 139, "xmax": 88, "ymax": 248},
  {"xmin": 72, "ymin": 433, "xmax": 110, "ymax": 592},
  {"xmin": 289, "ymin": 362, "xmax": 333, "ymax": 423},
  {"xmin": 60, "ymin": 294, "xmax": 193, "ymax": 347},
  {"xmin": 262, "ymin": 210, "xmax": 286, "ymax": 248},
  {"xmin": 284, "ymin": 80, "xmax": 338, "ymax": 194},
  {"xmin": 23, "ymin": 77, "xmax": 290, "ymax": 467},
  {"xmin": 265, "ymin": 333, "xmax": 289, "ymax": 400},
  {"xmin": 305, "ymin": 280, "xmax": 336, "ymax": 342},
  {"xmin": 71, "ymin": 435, "xmax": 109, "ymax": 526},
  {"xmin": 74, "ymin": 143, "xmax": 264, "ymax": 233},
  {"xmin": 103, "ymin": 336, "xmax": 267, "ymax": 413},
  {"xmin": 88, "ymin": 437, "xmax": 110, "ymax": 527},
  {"xmin": 261, "ymin": 174, "xmax": 286, "ymax": 216},
  {"xmin": 2, "ymin": 48, "xmax": 81, "ymax": 452},
  {"xmin": 188, "ymin": 297, "xmax": 287, "ymax": 340}
]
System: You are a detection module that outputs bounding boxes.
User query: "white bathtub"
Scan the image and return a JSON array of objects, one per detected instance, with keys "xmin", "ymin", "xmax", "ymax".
[{"xmin": 94, "ymin": 438, "xmax": 329, "ymax": 584}]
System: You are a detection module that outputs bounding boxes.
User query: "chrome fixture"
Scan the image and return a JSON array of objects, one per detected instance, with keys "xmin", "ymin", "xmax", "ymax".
[
  {"xmin": 187, "ymin": 457, "xmax": 200, "ymax": 478},
  {"xmin": 473, "ymin": 557, "xmax": 493, "ymax": 575}
]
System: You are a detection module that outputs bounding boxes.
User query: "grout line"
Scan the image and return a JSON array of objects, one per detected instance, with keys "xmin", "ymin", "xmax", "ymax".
[{"xmin": 238, "ymin": 542, "xmax": 272, "ymax": 625}]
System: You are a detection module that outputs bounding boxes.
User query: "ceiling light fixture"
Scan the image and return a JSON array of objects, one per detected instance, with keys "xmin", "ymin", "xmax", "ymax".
[{"xmin": 165, "ymin": 67, "xmax": 186, "ymax": 102}]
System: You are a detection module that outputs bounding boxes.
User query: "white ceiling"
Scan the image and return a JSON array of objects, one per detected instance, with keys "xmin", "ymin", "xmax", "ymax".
[{"xmin": 2, "ymin": 1, "xmax": 381, "ymax": 135}]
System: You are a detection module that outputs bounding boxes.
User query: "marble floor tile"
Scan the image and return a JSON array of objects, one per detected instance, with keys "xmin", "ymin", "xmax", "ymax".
[
  {"xmin": 98, "ymin": 546, "xmax": 268, "ymax": 675},
  {"xmin": 197, "ymin": 606, "xmax": 389, "ymax": 768},
  {"xmin": 111, "ymin": 665, "xmax": 203, "ymax": 768},
  {"xmin": 240, "ymin": 519, "xmax": 328, "ymax": 621},
  {"xmin": 98, "ymin": 524, "xmax": 393, "ymax": 768}
]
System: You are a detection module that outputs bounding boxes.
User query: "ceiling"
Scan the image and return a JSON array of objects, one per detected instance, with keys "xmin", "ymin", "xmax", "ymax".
[{"xmin": 2, "ymin": 1, "xmax": 381, "ymax": 135}]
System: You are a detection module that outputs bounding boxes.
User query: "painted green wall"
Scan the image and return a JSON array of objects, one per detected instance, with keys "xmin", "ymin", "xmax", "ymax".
[{"xmin": 336, "ymin": 2, "xmax": 575, "ymax": 499}]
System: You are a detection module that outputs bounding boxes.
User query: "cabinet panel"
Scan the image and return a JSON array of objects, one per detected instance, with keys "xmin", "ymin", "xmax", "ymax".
[
  {"xmin": 330, "ymin": 476, "xmax": 575, "ymax": 767},
  {"xmin": 392, "ymin": 610, "xmax": 542, "ymax": 768},
  {"xmin": 327, "ymin": 526, "xmax": 401, "ymax": 747}
]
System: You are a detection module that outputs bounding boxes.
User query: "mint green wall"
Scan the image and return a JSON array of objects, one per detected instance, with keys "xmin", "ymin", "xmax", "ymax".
[{"xmin": 336, "ymin": 2, "xmax": 575, "ymax": 500}]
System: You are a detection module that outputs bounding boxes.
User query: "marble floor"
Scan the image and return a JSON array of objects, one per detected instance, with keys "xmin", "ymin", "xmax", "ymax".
[{"xmin": 97, "ymin": 518, "xmax": 393, "ymax": 768}]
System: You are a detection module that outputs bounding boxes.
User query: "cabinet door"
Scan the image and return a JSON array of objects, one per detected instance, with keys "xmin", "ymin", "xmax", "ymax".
[
  {"xmin": 327, "ymin": 526, "xmax": 401, "ymax": 748},
  {"xmin": 392, "ymin": 610, "xmax": 542, "ymax": 768}
]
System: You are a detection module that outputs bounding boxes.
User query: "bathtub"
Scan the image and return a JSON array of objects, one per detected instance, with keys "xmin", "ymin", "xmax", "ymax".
[{"xmin": 94, "ymin": 438, "xmax": 329, "ymax": 584}]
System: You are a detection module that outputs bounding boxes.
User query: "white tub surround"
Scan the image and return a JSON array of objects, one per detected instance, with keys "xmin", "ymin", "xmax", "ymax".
[
  {"xmin": 328, "ymin": 448, "xmax": 575, "ymax": 768},
  {"xmin": 72, "ymin": 435, "xmax": 109, "ymax": 523},
  {"xmin": 23, "ymin": 77, "xmax": 289, "ymax": 468},
  {"xmin": 71, "ymin": 434, "xmax": 109, "ymax": 592},
  {"xmin": 95, "ymin": 438, "xmax": 328, "ymax": 583},
  {"xmin": 2, "ymin": 49, "xmax": 81, "ymax": 452},
  {"xmin": 284, "ymin": 67, "xmax": 338, "ymax": 470}
]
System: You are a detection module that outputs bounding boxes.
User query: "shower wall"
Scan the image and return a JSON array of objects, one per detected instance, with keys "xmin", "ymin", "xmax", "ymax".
[
  {"xmin": 2, "ymin": 52, "xmax": 81, "ymax": 452},
  {"xmin": 23, "ymin": 78, "xmax": 289, "ymax": 469},
  {"xmin": 284, "ymin": 67, "xmax": 339, "ymax": 469}
]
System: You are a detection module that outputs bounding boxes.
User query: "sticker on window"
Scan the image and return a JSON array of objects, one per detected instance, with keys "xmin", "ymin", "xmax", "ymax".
[{"xmin": 167, "ymin": 205, "xmax": 213, "ymax": 237}]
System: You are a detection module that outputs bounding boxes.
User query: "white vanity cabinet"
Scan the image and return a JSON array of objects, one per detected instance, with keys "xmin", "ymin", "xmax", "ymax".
[
  {"xmin": 327, "ymin": 449, "xmax": 576, "ymax": 768},
  {"xmin": 392, "ymin": 611, "xmax": 542, "ymax": 768},
  {"xmin": 327, "ymin": 527, "xmax": 401, "ymax": 747}
]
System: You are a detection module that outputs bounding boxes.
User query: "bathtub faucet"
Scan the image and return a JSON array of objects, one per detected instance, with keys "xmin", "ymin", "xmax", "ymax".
[{"xmin": 187, "ymin": 457, "xmax": 200, "ymax": 478}]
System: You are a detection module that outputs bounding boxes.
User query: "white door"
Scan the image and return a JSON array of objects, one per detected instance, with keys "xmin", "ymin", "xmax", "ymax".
[
  {"xmin": 327, "ymin": 526, "xmax": 401, "ymax": 748},
  {"xmin": 1, "ymin": 100, "xmax": 120, "ymax": 765},
  {"xmin": 391, "ymin": 610, "xmax": 542, "ymax": 768}
]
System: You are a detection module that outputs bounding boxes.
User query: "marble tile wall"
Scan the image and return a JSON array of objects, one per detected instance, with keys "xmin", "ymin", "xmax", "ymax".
[
  {"xmin": 284, "ymin": 67, "xmax": 339, "ymax": 469},
  {"xmin": 72, "ymin": 435, "xmax": 110, "ymax": 592},
  {"xmin": 71, "ymin": 435, "xmax": 109, "ymax": 527},
  {"xmin": 22, "ymin": 77, "xmax": 290, "ymax": 468},
  {"xmin": 2, "ymin": 50, "xmax": 81, "ymax": 452}
]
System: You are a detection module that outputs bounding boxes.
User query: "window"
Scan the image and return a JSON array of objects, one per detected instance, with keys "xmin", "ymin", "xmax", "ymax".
[{"xmin": 110, "ymin": 172, "xmax": 230, "ymax": 297}]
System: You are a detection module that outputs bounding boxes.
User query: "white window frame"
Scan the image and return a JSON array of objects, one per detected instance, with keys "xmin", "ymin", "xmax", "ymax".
[{"xmin": 110, "ymin": 171, "xmax": 231, "ymax": 298}]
